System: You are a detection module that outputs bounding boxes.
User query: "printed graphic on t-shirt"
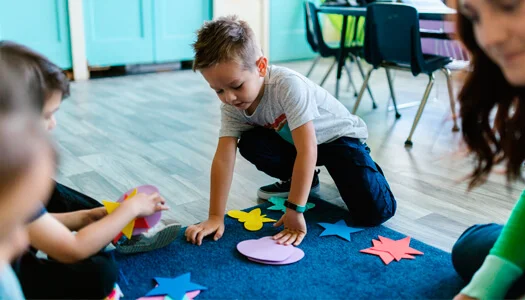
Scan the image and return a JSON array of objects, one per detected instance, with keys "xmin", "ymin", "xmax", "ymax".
[
  {"xmin": 246, "ymin": 113, "xmax": 294, "ymax": 144},
  {"xmin": 263, "ymin": 113, "xmax": 287, "ymax": 132},
  {"xmin": 263, "ymin": 114, "xmax": 293, "ymax": 144},
  {"xmin": 219, "ymin": 65, "xmax": 368, "ymax": 144}
]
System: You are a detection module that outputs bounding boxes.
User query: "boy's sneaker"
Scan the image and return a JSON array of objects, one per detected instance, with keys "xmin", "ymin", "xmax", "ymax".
[
  {"xmin": 257, "ymin": 169, "xmax": 321, "ymax": 200},
  {"xmin": 115, "ymin": 219, "xmax": 181, "ymax": 254}
]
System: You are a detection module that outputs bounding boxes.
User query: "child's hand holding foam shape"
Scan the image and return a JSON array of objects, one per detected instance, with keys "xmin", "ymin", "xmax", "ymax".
[{"xmin": 122, "ymin": 192, "xmax": 169, "ymax": 218}]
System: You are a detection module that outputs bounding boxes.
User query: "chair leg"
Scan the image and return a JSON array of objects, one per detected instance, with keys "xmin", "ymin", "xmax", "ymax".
[
  {"xmin": 320, "ymin": 60, "xmax": 337, "ymax": 87},
  {"xmin": 344, "ymin": 62, "xmax": 358, "ymax": 97},
  {"xmin": 405, "ymin": 73, "xmax": 435, "ymax": 147},
  {"xmin": 385, "ymin": 68, "xmax": 401, "ymax": 119},
  {"xmin": 355, "ymin": 57, "xmax": 377, "ymax": 109},
  {"xmin": 306, "ymin": 56, "xmax": 321, "ymax": 78},
  {"xmin": 441, "ymin": 67, "xmax": 460, "ymax": 132},
  {"xmin": 352, "ymin": 68, "xmax": 374, "ymax": 115}
]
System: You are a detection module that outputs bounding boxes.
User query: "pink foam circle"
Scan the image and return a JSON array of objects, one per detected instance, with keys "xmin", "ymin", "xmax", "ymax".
[
  {"xmin": 186, "ymin": 290, "xmax": 201, "ymax": 299},
  {"xmin": 117, "ymin": 185, "xmax": 162, "ymax": 235},
  {"xmin": 247, "ymin": 247, "xmax": 305, "ymax": 265},
  {"xmin": 237, "ymin": 236, "xmax": 296, "ymax": 262}
]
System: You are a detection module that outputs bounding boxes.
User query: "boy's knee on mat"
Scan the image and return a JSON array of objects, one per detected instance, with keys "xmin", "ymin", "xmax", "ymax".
[{"xmin": 347, "ymin": 189, "xmax": 397, "ymax": 227}]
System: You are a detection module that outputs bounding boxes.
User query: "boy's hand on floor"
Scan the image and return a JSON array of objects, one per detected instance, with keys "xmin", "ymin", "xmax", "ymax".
[
  {"xmin": 273, "ymin": 210, "xmax": 307, "ymax": 246},
  {"xmin": 125, "ymin": 192, "xmax": 169, "ymax": 217},
  {"xmin": 185, "ymin": 215, "xmax": 225, "ymax": 246}
]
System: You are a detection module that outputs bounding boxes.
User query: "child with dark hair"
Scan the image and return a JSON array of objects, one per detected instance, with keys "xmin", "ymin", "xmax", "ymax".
[
  {"xmin": 0, "ymin": 53, "xmax": 56, "ymax": 300},
  {"xmin": 1, "ymin": 41, "xmax": 181, "ymax": 299}
]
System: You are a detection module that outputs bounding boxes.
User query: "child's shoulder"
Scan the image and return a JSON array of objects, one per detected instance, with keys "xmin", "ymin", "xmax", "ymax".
[{"xmin": 268, "ymin": 65, "xmax": 311, "ymax": 89}]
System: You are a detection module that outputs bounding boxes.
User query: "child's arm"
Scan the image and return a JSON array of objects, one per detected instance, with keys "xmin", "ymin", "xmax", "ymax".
[
  {"xmin": 456, "ymin": 190, "xmax": 525, "ymax": 299},
  {"xmin": 27, "ymin": 193, "xmax": 167, "ymax": 263},
  {"xmin": 273, "ymin": 121, "xmax": 317, "ymax": 246},
  {"xmin": 51, "ymin": 207, "xmax": 107, "ymax": 231},
  {"xmin": 185, "ymin": 137, "xmax": 238, "ymax": 245}
]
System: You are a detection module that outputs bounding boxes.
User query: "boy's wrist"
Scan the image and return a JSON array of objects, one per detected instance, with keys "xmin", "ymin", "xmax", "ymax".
[
  {"xmin": 121, "ymin": 199, "xmax": 141, "ymax": 217},
  {"xmin": 209, "ymin": 214, "xmax": 224, "ymax": 221},
  {"xmin": 285, "ymin": 208, "xmax": 303, "ymax": 216},
  {"xmin": 284, "ymin": 200, "xmax": 306, "ymax": 213}
]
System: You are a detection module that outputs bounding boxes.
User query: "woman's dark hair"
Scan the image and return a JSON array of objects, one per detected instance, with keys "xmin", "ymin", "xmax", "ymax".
[
  {"xmin": 455, "ymin": 4, "xmax": 525, "ymax": 189},
  {"xmin": 0, "ymin": 40, "xmax": 70, "ymax": 111}
]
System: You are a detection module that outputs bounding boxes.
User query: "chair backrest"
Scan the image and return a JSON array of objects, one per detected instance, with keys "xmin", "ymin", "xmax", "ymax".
[
  {"xmin": 304, "ymin": 1, "xmax": 319, "ymax": 53},
  {"xmin": 305, "ymin": 1, "xmax": 337, "ymax": 58},
  {"xmin": 364, "ymin": 3, "xmax": 426, "ymax": 75}
]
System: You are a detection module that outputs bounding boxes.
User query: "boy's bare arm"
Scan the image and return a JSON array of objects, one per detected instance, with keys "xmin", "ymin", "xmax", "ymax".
[
  {"xmin": 288, "ymin": 121, "xmax": 318, "ymax": 207},
  {"xmin": 209, "ymin": 137, "xmax": 238, "ymax": 217},
  {"xmin": 28, "ymin": 207, "xmax": 137, "ymax": 263},
  {"xmin": 185, "ymin": 137, "xmax": 238, "ymax": 245},
  {"xmin": 27, "ymin": 193, "xmax": 166, "ymax": 263},
  {"xmin": 51, "ymin": 207, "xmax": 107, "ymax": 231},
  {"xmin": 273, "ymin": 121, "xmax": 317, "ymax": 246}
]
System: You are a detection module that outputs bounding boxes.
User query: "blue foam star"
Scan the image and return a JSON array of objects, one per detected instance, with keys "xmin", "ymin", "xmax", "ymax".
[
  {"xmin": 145, "ymin": 273, "xmax": 207, "ymax": 300},
  {"xmin": 317, "ymin": 220, "xmax": 364, "ymax": 242}
]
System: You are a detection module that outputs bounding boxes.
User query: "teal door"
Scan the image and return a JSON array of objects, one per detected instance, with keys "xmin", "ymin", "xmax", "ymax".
[
  {"xmin": 84, "ymin": 0, "xmax": 154, "ymax": 66},
  {"xmin": 154, "ymin": 0, "xmax": 211, "ymax": 63},
  {"xmin": 270, "ymin": 0, "xmax": 316, "ymax": 62},
  {"xmin": 0, "ymin": 0, "xmax": 72, "ymax": 69}
]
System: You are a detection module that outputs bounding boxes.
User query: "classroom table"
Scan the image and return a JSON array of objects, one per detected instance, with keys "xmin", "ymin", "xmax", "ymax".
[{"xmin": 317, "ymin": 4, "xmax": 456, "ymax": 99}]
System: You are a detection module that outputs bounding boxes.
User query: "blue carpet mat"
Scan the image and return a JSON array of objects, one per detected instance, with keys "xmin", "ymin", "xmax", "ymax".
[{"xmin": 115, "ymin": 199, "xmax": 464, "ymax": 299}]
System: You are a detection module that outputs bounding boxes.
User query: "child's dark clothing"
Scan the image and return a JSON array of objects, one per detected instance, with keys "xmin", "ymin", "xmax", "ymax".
[
  {"xmin": 224, "ymin": 66, "xmax": 396, "ymax": 225},
  {"xmin": 15, "ymin": 182, "xmax": 117, "ymax": 299}
]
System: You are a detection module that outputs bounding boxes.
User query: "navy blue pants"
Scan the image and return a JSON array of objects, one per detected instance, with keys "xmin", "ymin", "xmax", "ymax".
[
  {"xmin": 16, "ymin": 182, "xmax": 117, "ymax": 299},
  {"xmin": 452, "ymin": 223, "xmax": 525, "ymax": 298},
  {"xmin": 238, "ymin": 127, "xmax": 396, "ymax": 226}
]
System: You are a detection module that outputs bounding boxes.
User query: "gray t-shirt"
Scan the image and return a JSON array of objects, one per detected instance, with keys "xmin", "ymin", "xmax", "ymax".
[{"xmin": 219, "ymin": 65, "xmax": 368, "ymax": 144}]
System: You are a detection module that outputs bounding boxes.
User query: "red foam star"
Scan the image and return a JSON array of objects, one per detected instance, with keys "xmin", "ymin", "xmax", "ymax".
[
  {"xmin": 113, "ymin": 232, "xmax": 123, "ymax": 245},
  {"xmin": 360, "ymin": 236, "xmax": 423, "ymax": 265},
  {"xmin": 134, "ymin": 218, "xmax": 150, "ymax": 229}
]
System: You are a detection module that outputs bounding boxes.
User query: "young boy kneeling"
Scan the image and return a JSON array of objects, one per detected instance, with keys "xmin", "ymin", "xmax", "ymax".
[{"xmin": 186, "ymin": 16, "xmax": 396, "ymax": 246}]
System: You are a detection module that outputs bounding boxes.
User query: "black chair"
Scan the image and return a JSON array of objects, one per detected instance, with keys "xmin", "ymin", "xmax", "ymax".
[
  {"xmin": 352, "ymin": 3, "xmax": 459, "ymax": 146},
  {"xmin": 305, "ymin": 1, "xmax": 376, "ymax": 105}
]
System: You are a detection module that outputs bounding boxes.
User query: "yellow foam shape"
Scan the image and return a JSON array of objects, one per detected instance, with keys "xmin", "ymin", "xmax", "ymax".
[
  {"xmin": 126, "ymin": 188, "xmax": 138, "ymax": 200},
  {"xmin": 121, "ymin": 219, "xmax": 135, "ymax": 239},
  {"xmin": 102, "ymin": 200, "xmax": 120, "ymax": 214},
  {"xmin": 102, "ymin": 200, "xmax": 136, "ymax": 239},
  {"xmin": 227, "ymin": 208, "xmax": 276, "ymax": 231}
]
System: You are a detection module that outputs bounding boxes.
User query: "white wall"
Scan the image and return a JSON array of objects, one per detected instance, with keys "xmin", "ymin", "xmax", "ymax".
[
  {"xmin": 68, "ymin": 0, "xmax": 89, "ymax": 80},
  {"xmin": 213, "ymin": 0, "xmax": 270, "ymax": 60}
]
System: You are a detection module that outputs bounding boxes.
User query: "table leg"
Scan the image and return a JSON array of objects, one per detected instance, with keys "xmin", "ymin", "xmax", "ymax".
[{"xmin": 335, "ymin": 15, "xmax": 348, "ymax": 99}]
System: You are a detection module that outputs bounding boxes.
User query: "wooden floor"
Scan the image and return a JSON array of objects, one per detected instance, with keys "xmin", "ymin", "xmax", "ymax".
[{"xmin": 54, "ymin": 59, "xmax": 523, "ymax": 252}]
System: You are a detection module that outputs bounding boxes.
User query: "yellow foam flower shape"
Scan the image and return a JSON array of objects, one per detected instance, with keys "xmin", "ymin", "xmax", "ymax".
[
  {"xmin": 102, "ymin": 188, "xmax": 139, "ymax": 239},
  {"xmin": 227, "ymin": 208, "xmax": 276, "ymax": 231}
]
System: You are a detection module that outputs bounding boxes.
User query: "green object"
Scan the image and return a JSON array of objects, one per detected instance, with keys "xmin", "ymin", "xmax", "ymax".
[
  {"xmin": 461, "ymin": 255, "xmax": 522, "ymax": 299},
  {"xmin": 321, "ymin": 0, "xmax": 366, "ymax": 47},
  {"xmin": 490, "ymin": 190, "xmax": 525, "ymax": 269},
  {"xmin": 284, "ymin": 200, "xmax": 307, "ymax": 213},
  {"xmin": 268, "ymin": 197, "xmax": 315, "ymax": 213},
  {"xmin": 461, "ymin": 189, "xmax": 525, "ymax": 298}
]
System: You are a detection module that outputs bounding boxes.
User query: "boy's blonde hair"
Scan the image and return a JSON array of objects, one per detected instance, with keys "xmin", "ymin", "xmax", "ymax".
[{"xmin": 192, "ymin": 15, "xmax": 261, "ymax": 71}]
